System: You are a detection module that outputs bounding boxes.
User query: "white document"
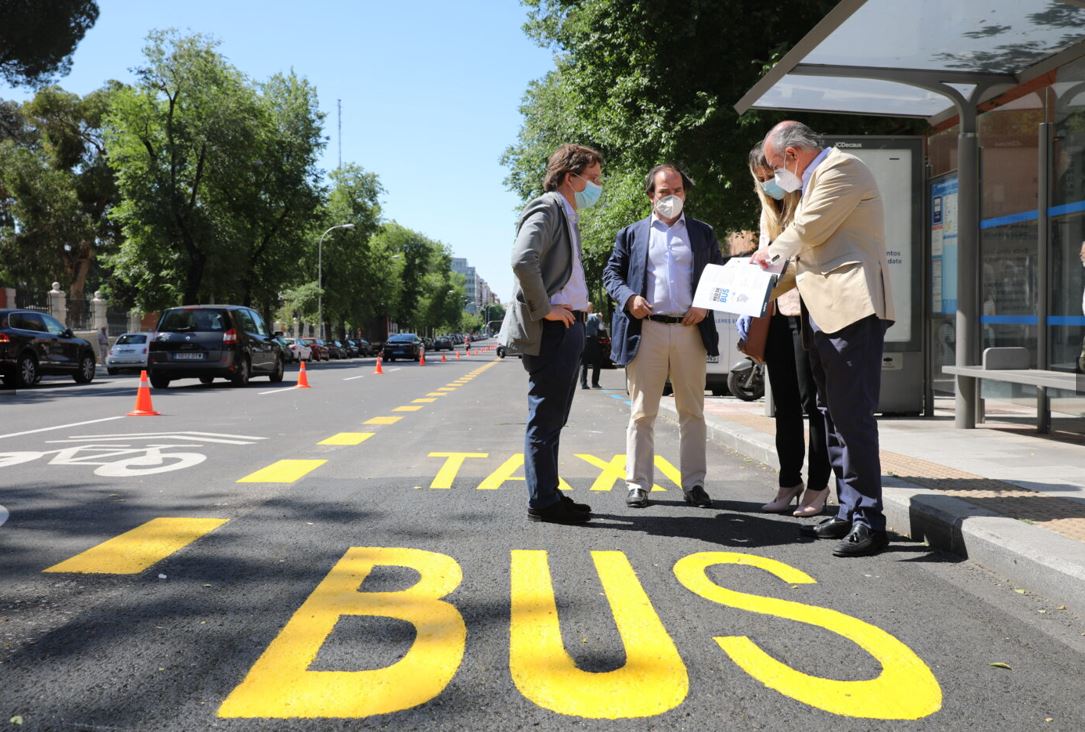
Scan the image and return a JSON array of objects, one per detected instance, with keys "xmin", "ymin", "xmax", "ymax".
[{"xmin": 692, "ymin": 258, "xmax": 780, "ymax": 317}]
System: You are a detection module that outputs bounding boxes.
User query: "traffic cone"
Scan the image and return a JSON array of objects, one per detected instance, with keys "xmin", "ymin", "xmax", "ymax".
[
  {"xmin": 127, "ymin": 370, "xmax": 160, "ymax": 416},
  {"xmin": 297, "ymin": 360, "xmax": 311, "ymax": 389},
  {"xmin": 419, "ymin": 350, "xmax": 426, "ymax": 366},
  {"xmin": 455, "ymin": 350, "xmax": 460, "ymax": 360},
  {"xmin": 373, "ymin": 355, "xmax": 384, "ymax": 375},
  {"xmin": 441, "ymin": 353, "xmax": 447, "ymax": 363}
]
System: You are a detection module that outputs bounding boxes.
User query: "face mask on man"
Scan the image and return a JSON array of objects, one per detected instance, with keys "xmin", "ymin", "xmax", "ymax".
[
  {"xmin": 773, "ymin": 155, "xmax": 803, "ymax": 193},
  {"xmin": 760, "ymin": 179, "xmax": 787, "ymax": 200},
  {"xmin": 572, "ymin": 173, "xmax": 603, "ymax": 209},
  {"xmin": 654, "ymin": 194, "xmax": 684, "ymax": 219}
]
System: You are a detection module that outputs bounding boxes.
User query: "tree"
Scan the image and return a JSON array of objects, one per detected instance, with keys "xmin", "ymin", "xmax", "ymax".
[
  {"xmin": 0, "ymin": 0, "xmax": 99, "ymax": 87},
  {"xmin": 0, "ymin": 83, "xmax": 120, "ymax": 315}
]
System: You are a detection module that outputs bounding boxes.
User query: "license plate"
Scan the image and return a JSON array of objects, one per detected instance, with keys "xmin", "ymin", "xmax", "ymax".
[
  {"xmin": 174, "ymin": 352, "xmax": 204, "ymax": 360},
  {"xmin": 706, "ymin": 356, "xmax": 719, "ymax": 363}
]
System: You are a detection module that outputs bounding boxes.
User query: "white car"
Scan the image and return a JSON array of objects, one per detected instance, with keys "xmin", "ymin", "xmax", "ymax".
[
  {"xmin": 106, "ymin": 332, "xmax": 153, "ymax": 374},
  {"xmin": 284, "ymin": 337, "xmax": 312, "ymax": 361}
]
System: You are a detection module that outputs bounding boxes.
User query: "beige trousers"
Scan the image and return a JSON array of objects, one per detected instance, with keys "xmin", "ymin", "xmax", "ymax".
[{"xmin": 625, "ymin": 319, "xmax": 707, "ymax": 492}]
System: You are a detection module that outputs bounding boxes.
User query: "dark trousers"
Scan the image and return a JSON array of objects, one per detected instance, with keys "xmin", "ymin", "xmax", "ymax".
[
  {"xmin": 580, "ymin": 336, "xmax": 601, "ymax": 386},
  {"xmin": 804, "ymin": 314, "xmax": 887, "ymax": 532},
  {"xmin": 522, "ymin": 319, "xmax": 585, "ymax": 509},
  {"xmin": 764, "ymin": 312, "xmax": 830, "ymax": 491}
]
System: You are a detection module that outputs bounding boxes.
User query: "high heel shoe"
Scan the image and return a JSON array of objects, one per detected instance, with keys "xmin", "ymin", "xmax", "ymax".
[
  {"xmin": 793, "ymin": 487, "xmax": 829, "ymax": 517},
  {"xmin": 761, "ymin": 483, "xmax": 804, "ymax": 513}
]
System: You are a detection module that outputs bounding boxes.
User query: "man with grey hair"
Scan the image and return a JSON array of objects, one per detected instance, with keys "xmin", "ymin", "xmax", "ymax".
[{"xmin": 752, "ymin": 120, "xmax": 895, "ymax": 557}]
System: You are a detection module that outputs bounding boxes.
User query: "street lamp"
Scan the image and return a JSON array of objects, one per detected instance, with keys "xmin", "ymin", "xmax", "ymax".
[{"xmin": 318, "ymin": 223, "xmax": 355, "ymax": 340}]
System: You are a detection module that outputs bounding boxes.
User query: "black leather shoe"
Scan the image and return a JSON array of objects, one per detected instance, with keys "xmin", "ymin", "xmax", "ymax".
[
  {"xmin": 833, "ymin": 524, "xmax": 889, "ymax": 557},
  {"xmin": 581, "ymin": 382, "xmax": 589, "ymax": 389},
  {"xmin": 591, "ymin": 383, "xmax": 601, "ymax": 388},
  {"xmin": 683, "ymin": 485, "xmax": 712, "ymax": 508},
  {"xmin": 626, "ymin": 487, "xmax": 649, "ymax": 508},
  {"xmin": 528, "ymin": 500, "xmax": 591, "ymax": 524},
  {"xmin": 799, "ymin": 517, "xmax": 852, "ymax": 539},
  {"xmin": 561, "ymin": 494, "xmax": 591, "ymax": 514}
]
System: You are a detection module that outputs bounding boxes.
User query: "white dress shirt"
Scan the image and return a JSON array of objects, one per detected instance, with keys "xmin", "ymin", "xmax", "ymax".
[
  {"xmin": 549, "ymin": 196, "xmax": 590, "ymax": 310},
  {"xmin": 646, "ymin": 213, "xmax": 693, "ymax": 316}
]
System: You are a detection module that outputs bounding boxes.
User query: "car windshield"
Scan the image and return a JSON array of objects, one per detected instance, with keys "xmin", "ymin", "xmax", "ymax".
[
  {"xmin": 158, "ymin": 309, "xmax": 227, "ymax": 333},
  {"xmin": 116, "ymin": 334, "xmax": 147, "ymax": 345},
  {"xmin": 389, "ymin": 335, "xmax": 415, "ymax": 343}
]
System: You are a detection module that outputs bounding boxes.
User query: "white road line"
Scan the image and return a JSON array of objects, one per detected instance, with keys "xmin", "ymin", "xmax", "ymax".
[
  {"xmin": 257, "ymin": 386, "xmax": 300, "ymax": 396},
  {"xmin": 0, "ymin": 416, "xmax": 125, "ymax": 441},
  {"xmin": 386, "ymin": 368, "xmax": 402, "ymax": 373},
  {"xmin": 342, "ymin": 374, "xmax": 366, "ymax": 381}
]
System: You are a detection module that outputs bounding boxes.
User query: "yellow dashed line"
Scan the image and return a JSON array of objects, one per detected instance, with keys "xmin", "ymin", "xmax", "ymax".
[
  {"xmin": 365, "ymin": 416, "xmax": 403, "ymax": 425},
  {"xmin": 394, "ymin": 405, "xmax": 423, "ymax": 412},
  {"xmin": 44, "ymin": 517, "xmax": 229, "ymax": 574},
  {"xmin": 319, "ymin": 432, "xmax": 375, "ymax": 446},
  {"xmin": 426, "ymin": 392, "xmax": 447, "ymax": 397},
  {"xmin": 237, "ymin": 459, "xmax": 326, "ymax": 483},
  {"xmin": 412, "ymin": 398, "xmax": 438, "ymax": 403}
]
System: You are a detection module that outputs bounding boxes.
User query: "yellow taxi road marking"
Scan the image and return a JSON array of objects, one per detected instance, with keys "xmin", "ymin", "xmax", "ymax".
[
  {"xmin": 394, "ymin": 406, "xmax": 423, "ymax": 412},
  {"xmin": 576, "ymin": 454, "xmax": 672, "ymax": 492},
  {"xmin": 218, "ymin": 547, "xmax": 465, "ymax": 719},
  {"xmin": 364, "ymin": 416, "xmax": 403, "ymax": 425},
  {"xmin": 427, "ymin": 452, "xmax": 676, "ymax": 492},
  {"xmin": 413, "ymin": 398, "xmax": 438, "ymax": 403},
  {"xmin": 44, "ymin": 517, "xmax": 228, "ymax": 574},
  {"xmin": 237, "ymin": 459, "xmax": 327, "ymax": 483},
  {"xmin": 478, "ymin": 453, "xmax": 573, "ymax": 492},
  {"xmin": 220, "ymin": 546, "xmax": 941, "ymax": 721},
  {"xmin": 428, "ymin": 452, "xmax": 489, "ymax": 488},
  {"xmin": 318, "ymin": 432, "xmax": 375, "ymax": 446}
]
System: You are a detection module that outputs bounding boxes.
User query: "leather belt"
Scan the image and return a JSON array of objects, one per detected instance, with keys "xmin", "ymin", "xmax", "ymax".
[
  {"xmin": 572, "ymin": 310, "xmax": 588, "ymax": 323},
  {"xmin": 647, "ymin": 314, "xmax": 685, "ymax": 324}
]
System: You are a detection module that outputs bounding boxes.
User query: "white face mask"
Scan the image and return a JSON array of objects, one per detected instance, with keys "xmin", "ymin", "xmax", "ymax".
[
  {"xmin": 654, "ymin": 194, "xmax": 684, "ymax": 219},
  {"xmin": 773, "ymin": 156, "xmax": 803, "ymax": 193}
]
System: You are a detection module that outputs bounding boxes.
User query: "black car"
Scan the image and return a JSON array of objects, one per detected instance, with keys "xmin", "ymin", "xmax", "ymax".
[
  {"xmin": 382, "ymin": 333, "xmax": 422, "ymax": 362},
  {"xmin": 147, "ymin": 305, "xmax": 284, "ymax": 388},
  {"xmin": 433, "ymin": 335, "xmax": 453, "ymax": 351},
  {"xmin": 325, "ymin": 340, "xmax": 346, "ymax": 359},
  {"xmin": 355, "ymin": 338, "xmax": 372, "ymax": 357},
  {"xmin": 0, "ymin": 309, "xmax": 98, "ymax": 387},
  {"xmin": 341, "ymin": 339, "xmax": 360, "ymax": 358}
]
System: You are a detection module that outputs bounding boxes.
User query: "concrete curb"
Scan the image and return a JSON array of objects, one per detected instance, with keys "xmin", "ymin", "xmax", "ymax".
[{"xmin": 658, "ymin": 399, "xmax": 1085, "ymax": 610}]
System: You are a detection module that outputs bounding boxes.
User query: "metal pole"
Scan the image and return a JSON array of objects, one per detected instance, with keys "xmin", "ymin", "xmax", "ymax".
[
  {"xmin": 318, "ymin": 229, "xmax": 325, "ymax": 341},
  {"xmin": 1037, "ymin": 122, "xmax": 1052, "ymax": 432},
  {"xmin": 955, "ymin": 105, "xmax": 980, "ymax": 428}
]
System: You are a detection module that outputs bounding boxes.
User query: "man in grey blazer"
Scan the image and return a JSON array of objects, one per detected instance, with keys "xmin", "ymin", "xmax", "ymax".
[
  {"xmin": 754, "ymin": 120, "xmax": 895, "ymax": 557},
  {"xmin": 603, "ymin": 164, "xmax": 727, "ymax": 510},
  {"xmin": 499, "ymin": 143, "xmax": 604, "ymax": 525}
]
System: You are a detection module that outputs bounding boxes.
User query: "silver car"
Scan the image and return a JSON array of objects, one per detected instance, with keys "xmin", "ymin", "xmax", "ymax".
[{"xmin": 106, "ymin": 332, "xmax": 153, "ymax": 375}]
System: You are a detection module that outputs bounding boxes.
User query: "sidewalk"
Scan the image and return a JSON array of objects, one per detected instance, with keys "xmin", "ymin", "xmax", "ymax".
[{"xmin": 659, "ymin": 394, "xmax": 1085, "ymax": 610}]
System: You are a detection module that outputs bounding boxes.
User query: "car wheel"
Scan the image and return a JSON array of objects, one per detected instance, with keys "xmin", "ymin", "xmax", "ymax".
[
  {"xmin": 230, "ymin": 356, "xmax": 251, "ymax": 387},
  {"xmin": 497, "ymin": 346, "xmax": 506, "ymax": 358},
  {"xmin": 269, "ymin": 355, "xmax": 284, "ymax": 383},
  {"xmin": 199, "ymin": 376, "xmax": 214, "ymax": 385},
  {"xmin": 73, "ymin": 353, "xmax": 96, "ymax": 384},
  {"xmin": 15, "ymin": 352, "xmax": 38, "ymax": 388},
  {"xmin": 150, "ymin": 375, "xmax": 170, "ymax": 389}
]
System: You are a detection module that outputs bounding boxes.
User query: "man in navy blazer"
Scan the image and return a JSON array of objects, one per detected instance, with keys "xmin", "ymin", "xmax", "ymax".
[{"xmin": 603, "ymin": 164, "xmax": 727, "ymax": 509}]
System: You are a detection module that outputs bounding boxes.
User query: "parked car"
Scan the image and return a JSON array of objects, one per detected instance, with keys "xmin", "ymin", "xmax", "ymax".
[
  {"xmin": 382, "ymin": 333, "xmax": 423, "ymax": 361},
  {"xmin": 433, "ymin": 335, "xmax": 453, "ymax": 351},
  {"xmin": 301, "ymin": 338, "xmax": 327, "ymax": 361},
  {"xmin": 273, "ymin": 336, "xmax": 297, "ymax": 363},
  {"xmin": 355, "ymin": 338, "xmax": 372, "ymax": 357},
  {"xmin": 147, "ymin": 305, "xmax": 284, "ymax": 388},
  {"xmin": 0, "ymin": 309, "xmax": 97, "ymax": 387},
  {"xmin": 340, "ymin": 339, "xmax": 360, "ymax": 358},
  {"xmin": 325, "ymin": 339, "xmax": 346, "ymax": 359},
  {"xmin": 106, "ymin": 331, "xmax": 153, "ymax": 374},
  {"xmin": 284, "ymin": 337, "xmax": 311, "ymax": 361}
]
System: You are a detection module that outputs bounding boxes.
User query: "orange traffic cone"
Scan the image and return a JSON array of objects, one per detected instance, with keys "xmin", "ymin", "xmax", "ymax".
[
  {"xmin": 127, "ymin": 370, "xmax": 160, "ymax": 416},
  {"xmin": 455, "ymin": 350, "xmax": 460, "ymax": 360},
  {"xmin": 419, "ymin": 350, "xmax": 426, "ymax": 366},
  {"xmin": 373, "ymin": 355, "xmax": 384, "ymax": 375},
  {"xmin": 441, "ymin": 353, "xmax": 447, "ymax": 363},
  {"xmin": 297, "ymin": 359, "xmax": 311, "ymax": 389}
]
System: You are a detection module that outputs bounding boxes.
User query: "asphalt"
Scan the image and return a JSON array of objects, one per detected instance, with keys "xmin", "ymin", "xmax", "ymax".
[{"xmin": 657, "ymin": 391, "xmax": 1085, "ymax": 611}]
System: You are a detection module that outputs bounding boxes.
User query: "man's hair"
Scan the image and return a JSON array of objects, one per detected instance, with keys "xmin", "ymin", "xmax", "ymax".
[
  {"xmin": 643, "ymin": 163, "xmax": 694, "ymax": 195},
  {"xmin": 543, "ymin": 144, "xmax": 604, "ymax": 192},
  {"xmin": 766, "ymin": 121, "xmax": 821, "ymax": 153}
]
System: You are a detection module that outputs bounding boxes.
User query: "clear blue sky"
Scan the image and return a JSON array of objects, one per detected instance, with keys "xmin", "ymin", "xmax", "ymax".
[{"xmin": 0, "ymin": 0, "xmax": 556, "ymax": 302}]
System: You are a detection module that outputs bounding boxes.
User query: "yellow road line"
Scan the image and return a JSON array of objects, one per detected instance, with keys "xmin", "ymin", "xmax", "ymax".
[
  {"xmin": 426, "ymin": 392, "xmax": 447, "ymax": 397},
  {"xmin": 318, "ymin": 432, "xmax": 375, "ymax": 446},
  {"xmin": 365, "ymin": 416, "xmax": 403, "ymax": 425},
  {"xmin": 436, "ymin": 387, "xmax": 456, "ymax": 392},
  {"xmin": 394, "ymin": 405, "xmax": 423, "ymax": 412},
  {"xmin": 413, "ymin": 398, "xmax": 438, "ymax": 403},
  {"xmin": 44, "ymin": 517, "xmax": 228, "ymax": 574},
  {"xmin": 237, "ymin": 459, "xmax": 327, "ymax": 483}
]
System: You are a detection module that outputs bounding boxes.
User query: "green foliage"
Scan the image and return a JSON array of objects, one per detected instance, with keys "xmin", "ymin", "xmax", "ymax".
[{"xmin": 0, "ymin": 0, "xmax": 99, "ymax": 87}]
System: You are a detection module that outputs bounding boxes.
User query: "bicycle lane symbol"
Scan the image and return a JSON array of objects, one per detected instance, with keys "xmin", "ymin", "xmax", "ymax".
[{"xmin": 0, "ymin": 431, "xmax": 266, "ymax": 478}]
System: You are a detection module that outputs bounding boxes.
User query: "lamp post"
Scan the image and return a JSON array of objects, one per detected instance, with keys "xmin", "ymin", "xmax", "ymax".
[{"xmin": 318, "ymin": 223, "xmax": 355, "ymax": 340}]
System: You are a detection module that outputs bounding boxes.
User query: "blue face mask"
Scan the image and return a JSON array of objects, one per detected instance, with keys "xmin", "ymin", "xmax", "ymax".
[
  {"xmin": 572, "ymin": 174, "xmax": 603, "ymax": 209},
  {"xmin": 760, "ymin": 178, "xmax": 786, "ymax": 201}
]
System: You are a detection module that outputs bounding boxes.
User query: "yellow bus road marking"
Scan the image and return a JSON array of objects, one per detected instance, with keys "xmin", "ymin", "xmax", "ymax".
[
  {"xmin": 319, "ymin": 432, "xmax": 375, "ymax": 446},
  {"xmin": 394, "ymin": 406, "xmax": 423, "ymax": 412},
  {"xmin": 44, "ymin": 517, "xmax": 228, "ymax": 574},
  {"xmin": 365, "ymin": 416, "xmax": 403, "ymax": 425},
  {"xmin": 237, "ymin": 459, "xmax": 327, "ymax": 483},
  {"xmin": 413, "ymin": 398, "xmax": 438, "ymax": 403}
]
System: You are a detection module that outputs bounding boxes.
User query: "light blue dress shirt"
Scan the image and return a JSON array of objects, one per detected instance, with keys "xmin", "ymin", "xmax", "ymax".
[
  {"xmin": 549, "ymin": 196, "xmax": 591, "ymax": 310},
  {"xmin": 646, "ymin": 213, "xmax": 693, "ymax": 316}
]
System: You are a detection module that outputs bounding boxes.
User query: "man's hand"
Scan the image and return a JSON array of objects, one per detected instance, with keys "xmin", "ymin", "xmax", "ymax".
[
  {"xmin": 681, "ymin": 306, "xmax": 708, "ymax": 326},
  {"xmin": 627, "ymin": 295, "xmax": 653, "ymax": 319},
  {"xmin": 750, "ymin": 249, "xmax": 775, "ymax": 269},
  {"xmin": 543, "ymin": 304, "xmax": 575, "ymax": 327}
]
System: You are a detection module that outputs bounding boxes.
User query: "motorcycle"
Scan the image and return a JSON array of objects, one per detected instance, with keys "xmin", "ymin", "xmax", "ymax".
[{"xmin": 727, "ymin": 356, "xmax": 765, "ymax": 402}]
